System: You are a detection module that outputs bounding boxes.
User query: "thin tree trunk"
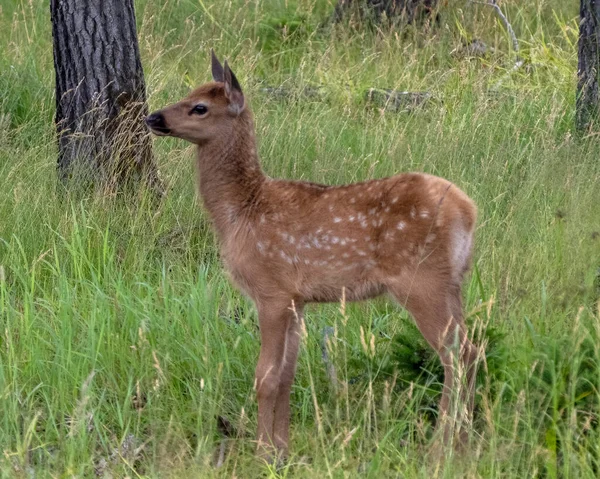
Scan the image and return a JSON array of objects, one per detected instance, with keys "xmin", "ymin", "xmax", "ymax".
[
  {"xmin": 577, "ymin": 0, "xmax": 600, "ymax": 132},
  {"xmin": 51, "ymin": 0, "xmax": 161, "ymax": 191}
]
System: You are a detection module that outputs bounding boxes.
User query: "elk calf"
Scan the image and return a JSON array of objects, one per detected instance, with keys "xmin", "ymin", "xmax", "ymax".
[{"xmin": 146, "ymin": 51, "xmax": 479, "ymax": 460}]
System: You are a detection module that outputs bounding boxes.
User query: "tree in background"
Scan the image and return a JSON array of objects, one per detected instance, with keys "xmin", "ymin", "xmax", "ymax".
[
  {"xmin": 332, "ymin": 0, "xmax": 440, "ymax": 26},
  {"xmin": 577, "ymin": 0, "xmax": 600, "ymax": 132},
  {"xmin": 51, "ymin": 0, "xmax": 161, "ymax": 191}
]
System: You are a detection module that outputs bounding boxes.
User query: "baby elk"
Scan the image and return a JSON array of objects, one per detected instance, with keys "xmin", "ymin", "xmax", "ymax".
[{"xmin": 146, "ymin": 51, "xmax": 479, "ymax": 461}]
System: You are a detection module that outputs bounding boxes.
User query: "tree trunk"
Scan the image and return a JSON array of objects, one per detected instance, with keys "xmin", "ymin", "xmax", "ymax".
[
  {"xmin": 577, "ymin": 0, "xmax": 600, "ymax": 132},
  {"xmin": 51, "ymin": 0, "xmax": 161, "ymax": 190},
  {"xmin": 332, "ymin": 0, "xmax": 440, "ymax": 26}
]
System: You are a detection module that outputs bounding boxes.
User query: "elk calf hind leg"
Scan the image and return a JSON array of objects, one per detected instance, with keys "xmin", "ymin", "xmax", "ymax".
[
  {"xmin": 446, "ymin": 285, "xmax": 478, "ymax": 443},
  {"xmin": 389, "ymin": 283, "xmax": 476, "ymax": 446}
]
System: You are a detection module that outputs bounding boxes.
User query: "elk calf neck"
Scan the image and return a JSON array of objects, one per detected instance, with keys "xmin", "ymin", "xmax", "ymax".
[{"xmin": 146, "ymin": 51, "xmax": 479, "ymax": 460}]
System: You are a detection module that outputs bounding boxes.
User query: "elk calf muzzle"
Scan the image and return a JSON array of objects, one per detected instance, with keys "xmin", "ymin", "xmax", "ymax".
[{"xmin": 145, "ymin": 112, "xmax": 170, "ymax": 135}]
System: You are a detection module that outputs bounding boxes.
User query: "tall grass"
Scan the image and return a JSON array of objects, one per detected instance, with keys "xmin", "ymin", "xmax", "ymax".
[{"xmin": 1, "ymin": 0, "xmax": 599, "ymax": 476}]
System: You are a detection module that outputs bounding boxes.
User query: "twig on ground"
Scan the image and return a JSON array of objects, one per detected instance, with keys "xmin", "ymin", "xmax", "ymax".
[
  {"xmin": 213, "ymin": 415, "xmax": 235, "ymax": 468},
  {"xmin": 321, "ymin": 326, "xmax": 338, "ymax": 392}
]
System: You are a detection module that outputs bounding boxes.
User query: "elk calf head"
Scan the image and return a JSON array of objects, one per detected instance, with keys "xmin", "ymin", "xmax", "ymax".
[{"xmin": 145, "ymin": 51, "xmax": 245, "ymax": 145}]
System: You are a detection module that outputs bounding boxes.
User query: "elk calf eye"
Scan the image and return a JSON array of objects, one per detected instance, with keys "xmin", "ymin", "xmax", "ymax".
[{"xmin": 192, "ymin": 104, "xmax": 208, "ymax": 115}]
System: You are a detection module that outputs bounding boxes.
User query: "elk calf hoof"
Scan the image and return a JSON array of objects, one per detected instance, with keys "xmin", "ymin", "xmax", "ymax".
[{"xmin": 257, "ymin": 444, "xmax": 287, "ymax": 468}]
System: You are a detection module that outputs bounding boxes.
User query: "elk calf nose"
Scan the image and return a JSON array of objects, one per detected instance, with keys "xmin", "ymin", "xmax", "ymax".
[{"xmin": 145, "ymin": 112, "xmax": 170, "ymax": 134}]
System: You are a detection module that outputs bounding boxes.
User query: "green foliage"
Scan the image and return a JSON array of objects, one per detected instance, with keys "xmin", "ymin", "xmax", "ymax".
[
  {"xmin": 2, "ymin": 0, "xmax": 600, "ymax": 477},
  {"xmin": 346, "ymin": 317, "xmax": 510, "ymax": 415},
  {"xmin": 258, "ymin": 12, "xmax": 314, "ymax": 52}
]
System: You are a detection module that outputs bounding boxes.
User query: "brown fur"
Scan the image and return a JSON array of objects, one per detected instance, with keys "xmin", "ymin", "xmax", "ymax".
[{"xmin": 146, "ymin": 52, "xmax": 479, "ymax": 460}]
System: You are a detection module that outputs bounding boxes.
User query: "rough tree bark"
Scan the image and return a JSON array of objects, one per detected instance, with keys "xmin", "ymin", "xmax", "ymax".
[
  {"xmin": 577, "ymin": 0, "xmax": 600, "ymax": 132},
  {"xmin": 332, "ymin": 0, "xmax": 440, "ymax": 26},
  {"xmin": 51, "ymin": 0, "xmax": 161, "ymax": 190}
]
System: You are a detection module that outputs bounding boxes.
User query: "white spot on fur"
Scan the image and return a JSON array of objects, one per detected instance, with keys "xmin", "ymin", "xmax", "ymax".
[
  {"xmin": 420, "ymin": 210, "xmax": 430, "ymax": 219},
  {"xmin": 333, "ymin": 217, "xmax": 342, "ymax": 223},
  {"xmin": 331, "ymin": 237, "xmax": 340, "ymax": 244},
  {"xmin": 368, "ymin": 208, "xmax": 376, "ymax": 215},
  {"xmin": 298, "ymin": 238, "xmax": 311, "ymax": 250},
  {"xmin": 391, "ymin": 197, "xmax": 398, "ymax": 204},
  {"xmin": 348, "ymin": 215, "xmax": 355, "ymax": 222},
  {"xmin": 279, "ymin": 250, "xmax": 293, "ymax": 264},
  {"xmin": 410, "ymin": 206, "xmax": 417, "ymax": 219},
  {"xmin": 279, "ymin": 232, "xmax": 296, "ymax": 244},
  {"xmin": 360, "ymin": 220, "xmax": 368, "ymax": 228},
  {"xmin": 397, "ymin": 221, "xmax": 407, "ymax": 230}
]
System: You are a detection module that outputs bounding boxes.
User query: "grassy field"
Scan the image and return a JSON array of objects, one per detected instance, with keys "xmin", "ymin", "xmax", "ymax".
[{"xmin": 1, "ymin": 0, "xmax": 600, "ymax": 476}]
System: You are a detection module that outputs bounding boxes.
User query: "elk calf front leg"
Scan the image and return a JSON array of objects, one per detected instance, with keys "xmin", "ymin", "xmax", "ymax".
[
  {"xmin": 254, "ymin": 300, "xmax": 296, "ymax": 461},
  {"xmin": 272, "ymin": 306, "xmax": 302, "ymax": 455}
]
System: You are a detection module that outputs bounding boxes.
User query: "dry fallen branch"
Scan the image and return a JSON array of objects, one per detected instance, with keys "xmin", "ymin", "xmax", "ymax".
[
  {"xmin": 471, "ymin": 0, "xmax": 524, "ymax": 89},
  {"xmin": 471, "ymin": 0, "xmax": 519, "ymax": 53},
  {"xmin": 365, "ymin": 88, "xmax": 434, "ymax": 112}
]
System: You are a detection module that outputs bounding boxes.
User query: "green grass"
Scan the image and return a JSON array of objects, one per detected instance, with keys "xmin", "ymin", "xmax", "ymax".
[{"xmin": 1, "ymin": 0, "xmax": 600, "ymax": 476}]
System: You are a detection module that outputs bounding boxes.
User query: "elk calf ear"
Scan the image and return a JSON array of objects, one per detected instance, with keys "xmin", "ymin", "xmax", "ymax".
[
  {"xmin": 223, "ymin": 60, "xmax": 245, "ymax": 115},
  {"xmin": 211, "ymin": 49, "xmax": 225, "ymax": 83}
]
